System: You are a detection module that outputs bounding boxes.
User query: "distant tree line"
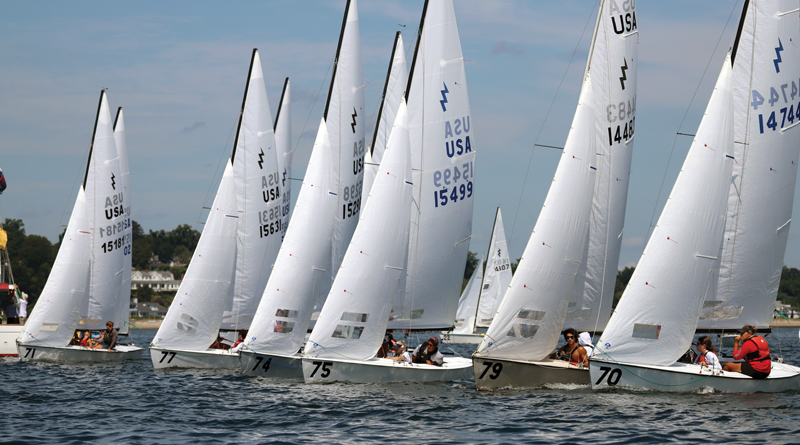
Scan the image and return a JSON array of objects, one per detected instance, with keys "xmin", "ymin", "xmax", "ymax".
[{"xmin": 2, "ymin": 218, "xmax": 199, "ymax": 309}]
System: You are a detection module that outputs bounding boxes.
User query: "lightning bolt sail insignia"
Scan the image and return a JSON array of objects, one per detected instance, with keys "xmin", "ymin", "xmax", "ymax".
[
  {"xmin": 282, "ymin": 168, "xmax": 287, "ymax": 187},
  {"xmin": 774, "ymin": 39, "xmax": 784, "ymax": 73},
  {"xmin": 619, "ymin": 58, "xmax": 628, "ymax": 90},
  {"xmin": 351, "ymin": 107, "xmax": 358, "ymax": 134},
  {"xmin": 440, "ymin": 82, "xmax": 449, "ymax": 112},
  {"xmin": 257, "ymin": 148, "xmax": 265, "ymax": 170},
  {"xmin": 110, "ymin": 172, "xmax": 116, "ymax": 190}
]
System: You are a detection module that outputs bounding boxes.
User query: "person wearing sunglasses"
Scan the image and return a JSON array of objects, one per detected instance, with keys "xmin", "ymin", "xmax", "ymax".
[{"xmin": 549, "ymin": 328, "xmax": 589, "ymax": 366}]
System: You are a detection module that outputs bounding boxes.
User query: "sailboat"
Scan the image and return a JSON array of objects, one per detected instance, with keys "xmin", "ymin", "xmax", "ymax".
[
  {"xmin": 150, "ymin": 48, "xmax": 283, "ymax": 369},
  {"xmin": 239, "ymin": 0, "xmax": 365, "ymax": 378},
  {"xmin": 590, "ymin": 0, "xmax": 800, "ymax": 393},
  {"xmin": 18, "ymin": 90, "xmax": 143, "ymax": 362},
  {"xmin": 302, "ymin": 0, "xmax": 476, "ymax": 383},
  {"xmin": 445, "ymin": 207, "xmax": 512, "ymax": 344},
  {"xmin": 363, "ymin": 31, "xmax": 408, "ymax": 199},
  {"xmin": 473, "ymin": 0, "xmax": 637, "ymax": 389}
]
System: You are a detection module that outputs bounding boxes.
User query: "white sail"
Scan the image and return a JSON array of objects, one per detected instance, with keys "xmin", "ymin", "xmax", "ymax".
[
  {"xmin": 152, "ymin": 161, "xmax": 239, "ymax": 350},
  {"xmin": 699, "ymin": 0, "xmax": 800, "ymax": 331},
  {"xmin": 82, "ymin": 91, "xmax": 125, "ymax": 331},
  {"xmin": 19, "ymin": 188, "xmax": 91, "ymax": 346},
  {"xmin": 388, "ymin": 0, "xmax": 476, "ymax": 331},
  {"xmin": 476, "ymin": 208, "xmax": 512, "ymax": 328},
  {"xmin": 364, "ymin": 32, "xmax": 408, "ymax": 199},
  {"xmin": 245, "ymin": 119, "xmax": 337, "ymax": 355},
  {"xmin": 476, "ymin": 72, "xmax": 597, "ymax": 362},
  {"xmin": 327, "ymin": 0, "xmax": 366, "ymax": 289},
  {"xmin": 453, "ymin": 255, "xmax": 483, "ymax": 335},
  {"xmin": 597, "ymin": 55, "xmax": 736, "ymax": 366},
  {"xmin": 113, "ymin": 108, "xmax": 132, "ymax": 335},
  {"xmin": 306, "ymin": 100, "xmax": 412, "ymax": 361},
  {"xmin": 275, "ymin": 78, "xmax": 292, "ymax": 239},
  {"xmin": 563, "ymin": 0, "xmax": 639, "ymax": 332},
  {"xmin": 222, "ymin": 49, "xmax": 283, "ymax": 330}
]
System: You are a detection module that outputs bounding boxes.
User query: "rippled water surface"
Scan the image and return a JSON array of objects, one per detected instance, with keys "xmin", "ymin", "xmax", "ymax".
[{"xmin": 2, "ymin": 329, "xmax": 800, "ymax": 443}]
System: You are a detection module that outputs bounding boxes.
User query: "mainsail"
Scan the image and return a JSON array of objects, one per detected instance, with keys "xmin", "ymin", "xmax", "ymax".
[
  {"xmin": 698, "ymin": 0, "xmax": 800, "ymax": 331},
  {"xmin": 82, "ymin": 91, "xmax": 126, "ymax": 331},
  {"xmin": 452, "ymin": 255, "xmax": 483, "ymax": 335},
  {"xmin": 222, "ymin": 49, "xmax": 283, "ymax": 330},
  {"xmin": 388, "ymin": 0, "xmax": 476, "ymax": 331},
  {"xmin": 113, "ymin": 108, "xmax": 132, "ymax": 335},
  {"xmin": 275, "ymin": 78, "xmax": 292, "ymax": 239},
  {"xmin": 563, "ymin": 0, "xmax": 639, "ymax": 333},
  {"xmin": 476, "ymin": 207, "xmax": 512, "ymax": 328}
]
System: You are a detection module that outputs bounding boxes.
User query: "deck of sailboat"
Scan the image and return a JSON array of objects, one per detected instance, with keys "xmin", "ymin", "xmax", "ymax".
[
  {"xmin": 473, "ymin": 356, "xmax": 589, "ymax": 390},
  {"xmin": 239, "ymin": 349, "xmax": 303, "ymax": 378},
  {"xmin": 302, "ymin": 355, "xmax": 473, "ymax": 383},
  {"xmin": 589, "ymin": 359, "xmax": 800, "ymax": 393},
  {"xmin": 149, "ymin": 345, "xmax": 239, "ymax": 369},
  {"xmin": 17, "ymin": 343, "xmax": 143, "ymax": 363}
]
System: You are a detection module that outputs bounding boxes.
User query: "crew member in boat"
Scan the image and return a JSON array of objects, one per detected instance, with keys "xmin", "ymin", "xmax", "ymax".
[
  {"xmin": 209, "ymin": 334, "xmax": 231, "ymax": 350},
  {"xmin": 377, "ymin": 332, "xmax": 395, "ymax": 358},
  {"xmin": 722, "ymin": 325, "xmax": 771, "ymax": 379},
  {"xmin": 97, "ymin": 321, "xmax": 118, "ymax": 352},
  {"xmin": 393, "ymin": 336, "xmax": 443, "ymax": 366},
  {"xmin": 5, "ymin": 288, "xmax": 19, "ymax": 324},
  {"xmin": 80, "ymin": 331, "xmax": 102, "ymax": 349},
  {"xmin": 693, "ymin": 336, "xmax": 721, "ymax": 371},
  {"xmin": 578, "ymin": 332, "xmax": 594, "ymax": 365},
  {"xmin": 549, "ymin": 328, "xmax": 589, "ymax": 366}
]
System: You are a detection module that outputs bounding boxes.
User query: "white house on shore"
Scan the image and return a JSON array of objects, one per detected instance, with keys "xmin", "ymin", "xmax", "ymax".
[{"xmin": 131, "ymin": 270, "xmax": 181, "ymax": 292}]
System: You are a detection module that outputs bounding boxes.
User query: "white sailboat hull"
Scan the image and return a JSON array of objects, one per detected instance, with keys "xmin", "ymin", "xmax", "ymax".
[
  {"xmin": 589, "ymin": 359, "xmax": 800, "ymax": 393},
  {"xmin": 302, "ymin": 356, "xmax": 473, "ymax": 383},
  {"xmin": 239, "ymin": 349, "xmax": 303, "ymax": 378},
  {"xmin": 149, "ymin": 346, "xmax": 239, "ymax": 369},
  {"xmin": 0, "ymin": 325, "xmax": 24, "ymax": 357},
  {"xmin": 17, "ymin": 343, "xmax": 143, "ymax": 363},
  {"xmin": 473, "ymin": 357, "xmax": 589, "ymax": 390},
  {"xmin": 441, "ymin": 332, "xmax": 484, "ymax": 345}
]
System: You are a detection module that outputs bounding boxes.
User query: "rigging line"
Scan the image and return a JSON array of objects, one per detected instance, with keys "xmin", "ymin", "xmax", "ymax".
[
  {"xmin": 195, "ymin": 109, "xmax": 240, "ymax": 234},
  {"xmin": 641, "ymin": 0, "xmax": 740, "ymax": 251},
  {"xmin": 290, "ymin": 54, "xmax": 336, "ymax": 157},
  {"xmin": 508, "ymin": 1, "xmax": 598, "ymax": 245}
]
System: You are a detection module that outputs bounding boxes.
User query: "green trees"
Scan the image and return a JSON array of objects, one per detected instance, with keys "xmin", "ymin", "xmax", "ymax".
[
  {"xmin": 2, "ymin": 219, "xmax": 56, "ymax": 308},
  {"xmin": 130, "ymin": 222, "xmax": 200, "ymax": 269}
]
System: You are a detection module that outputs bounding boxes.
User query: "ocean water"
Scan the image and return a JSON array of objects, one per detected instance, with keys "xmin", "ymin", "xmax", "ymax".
[{"xmin": 2, "ymin": 329, "xmax": 799, "ymax": 444}]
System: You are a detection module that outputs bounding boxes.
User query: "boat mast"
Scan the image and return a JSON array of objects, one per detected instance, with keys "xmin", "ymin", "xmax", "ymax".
[
  {"xmin": 404, "ymin": 0, "xmax": 429, "ymax": 102},
  {"xmin": 323, "ymin": 0, "xmax": 352, "ymax": 121},
  {"xmin": 370, "ymin": 31, "xmax": 402, "ymax": 157},
  {"xmin": 274, "ymin": 77, "xmax": 290, "ymax": 132},
  {"xmin": 230, "ymin": 48, "xmax": 258, "ymax": 163},
  {"xmin": 82, "ymin": 91, "xmax": 106, "ymax": 188}
]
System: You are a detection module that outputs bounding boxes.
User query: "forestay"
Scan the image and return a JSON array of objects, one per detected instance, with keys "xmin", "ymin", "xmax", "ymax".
[
  {"xmin": 113, "ymin": 108, "xmax": 132, "ymax": 335},
  {"xmin": 152, "ymin": 162, "xmax": 239, "ymax": 350},
  {"xmin": 388, "ymin": 0, "xmax": 476, "ymax": 331},
  {"xmin": 82, "ymin": 91, "xmax": 125, "ymax": 331},
  {"xmin": 222, "ymin": 49, "xmax": 283, "ymax": 330},
  {"xmin": 453, "ymin": 255, "xmax": 483, "ymax": 335},
  {"xmin": 306, "ymin": 100, "xmax": 413, "ymax": 361},
  {"xmin": 476, "ymin": 208, "xmax": 512, "ymax": 328},
  {"xmin": 699, "ymin": 0, "xmax": 800, "ymax": 331},
  {"xmin": 597, "ymin": 55, "xmax": 735, "ymax": 366},
  {"xmin": 364, "ymin": 31, "xmax": 408, "ymax": 199},
  {"xmin": 19, "ymin": 188, "xmax": 91, "ymax": 347},
  {"xmin": 563, "ymin": 0, "xmax": 639, "ymax": 332},
  {"xmin": 476, "ymin": 72, "xmax": 597, "ymax": 362}
]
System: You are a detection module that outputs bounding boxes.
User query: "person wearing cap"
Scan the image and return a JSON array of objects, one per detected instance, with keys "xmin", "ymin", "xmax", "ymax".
[
  {"xmin": 394, "ymin": 337, "xmax": 444, "ymax": 366},
  {"xmin": 722, "ymin": 325, "xmax": 771, "ymax": 379},
  {"xmin": 97, "ymin": 321, "xmax": 119, "ymax": 352}
]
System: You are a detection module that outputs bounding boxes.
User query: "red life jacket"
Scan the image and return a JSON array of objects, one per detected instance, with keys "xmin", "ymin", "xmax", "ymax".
[{"xmin": 743, "ymin": 336, "xmax": 771, "ymax": 373}]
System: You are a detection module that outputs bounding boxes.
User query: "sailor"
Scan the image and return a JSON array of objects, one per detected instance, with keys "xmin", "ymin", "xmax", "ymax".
[
  {"xmin": 550, "ymin": 328, "xmax": 588, "ymax": 366},
  {"xmin": 722, "ymin": 325, "xmax": 771, "ymax": 379},
  {"xmin": 578, "ymin": 332, "xmax": 594, "ymax": 367},
  {"xmin": 395, "ymin": 336, "xmax": 444, "ymax": 366},
  {"xmin": 693, "ymin": 336, "xmax": 721, "ymax": 371},
  {"xmin": 97, "ymin": 321, "xmax": 118, "ymax": 352}
]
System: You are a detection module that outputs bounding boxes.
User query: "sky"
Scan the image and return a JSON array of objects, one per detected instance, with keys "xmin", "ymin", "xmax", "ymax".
[{"xmin": 2, "ymin": 0, "xmax": 798, "ymax": 271}]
